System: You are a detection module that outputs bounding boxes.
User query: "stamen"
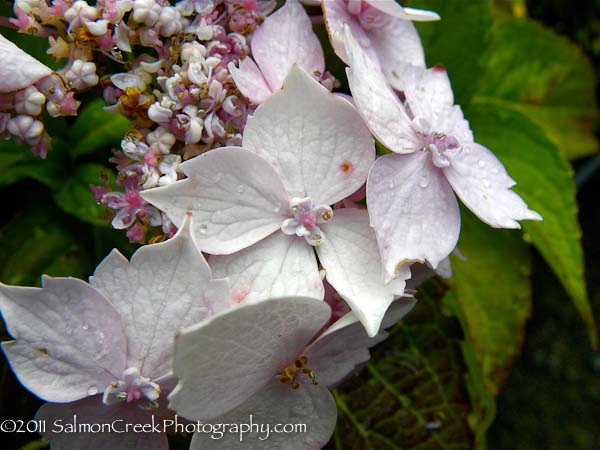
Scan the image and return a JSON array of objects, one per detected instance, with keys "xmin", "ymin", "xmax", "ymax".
[
  {"xmin": 280, "ymin": 197, "xmax": 333, "ymax": 247},
  {"xmin": 277, "ymin": 356, "xmax": 319, "ymax": 390}
]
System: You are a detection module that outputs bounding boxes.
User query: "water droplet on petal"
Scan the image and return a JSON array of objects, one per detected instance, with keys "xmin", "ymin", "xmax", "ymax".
[
  {"xmin": 236, "ymin": 184, "xmax": 245, "ymax": 194},
  {"xmin": 199, "ymin": 224, "xmax": 208, "ymax": 234},
  {"xmin": 478, "ymin": 160, "xmax": 485, "ymax": 168},
  {"xmin": 82, "ymin": 324, "xmax": 89, "ymax": 331},
  {"xmin": 387, "ymin": 180, "xmax": 395, "ymax": 189},
  {"xmin": 273, "ymin": 205, "xmax": 281, "ymax": 213},
  {"xmin": 88, "ymin": 386, "xmax": 99, "ymax": 396},
  {"xmin": 419, "ymin": 177, "xmax": 429, "ymax": 188},
  {"xmin": 95, "ymin": 331, "xmax": 105, "ymax": 346}
]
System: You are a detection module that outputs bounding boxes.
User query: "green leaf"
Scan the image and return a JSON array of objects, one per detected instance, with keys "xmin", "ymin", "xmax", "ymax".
[
  {"xmin": 465, "ymin": 101, "xmax": 597, "ymax": 348},
  {"xmin": 0, "ymin": 139, "xmax": 64, "ymax": 189},
  {"xmin": 68, "ymin": 99, "xmax": 131, "ymax": 157},
  {"xmin": 18, "ymin": 441, "xmax": 49, "ymax": 450},
  {"xmin": 52, "ymin": 163, "xmax": 115, "ymax": 226},
  {"xmin": 443, "ymin": 210, "xmax": 532, "ymax": 448},
  {"xmin": 325, "ymin": 291, "xmax": 474, "ymax": 450},
  {"xmin": 405, "ymin": 0, "xmax": 493, "ymax": 106},
  {"xmin": 0, "ymin": 206, "xmax": 90, "ymax": 286},
  {"xmin": 474, "ymin": 18, "xmax": 598, "ymax": 160}
]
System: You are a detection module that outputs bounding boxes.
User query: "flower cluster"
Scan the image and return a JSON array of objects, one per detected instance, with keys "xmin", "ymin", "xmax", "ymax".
[{"xmin": 0, "ymin": 0, "xmax": 543, "ymax": 449}]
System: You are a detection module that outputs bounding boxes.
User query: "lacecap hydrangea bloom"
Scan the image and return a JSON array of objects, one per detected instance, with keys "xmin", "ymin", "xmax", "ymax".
[
  {"xmin": 0, "ymin": 214, "xmax": 231, "ymax": 450},
  {"xmin": 141, "ymin": 66, "xmax": 410, "ymax": 337}
]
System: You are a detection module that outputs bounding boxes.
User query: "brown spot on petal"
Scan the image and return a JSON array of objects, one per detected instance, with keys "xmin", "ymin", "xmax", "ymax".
[
  {"xmin": 396, "ymin": 259, "xmax": 423, "ymax": 273},
  {"xmin": 36, "ymin": 348, "xmax": 49, "ymax": 357},
  {"xmin": 340, "ymin": 161, "xmax": 353, "ymax": 174}
]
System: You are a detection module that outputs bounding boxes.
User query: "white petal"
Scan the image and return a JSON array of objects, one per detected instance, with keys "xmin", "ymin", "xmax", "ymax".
[
  {"xmin": 168, "ymin": 297, "xmax": 331, "ymax": 421},
  {"xmin": 110, "ymin": 72, "xmax": 146, "ymax": 90},
  {"xmin": 0, "ymin": 277, "xmax": 126, "ymax": 402},
  {"xmin": 397, "ymin": 66, "xmax": 455, "ymax": 122},
  {"xmin": 364, "ymin": 0, "xmax": 440, "ymax": 20},
  {"xmin": 370, "ymin": 18, "xmax": 426, "ymax": 82},
  {"xmin": 343, "ymin": 26, "xmax": 418, "ymax": 154},
  {"xmin": 251, "ymin": 0, "xmax": 324, "ymax": 91},
  {"xmin": 443, "ymin": 143, "xmax": 542, "ymax": 228},
  {"xmin": 37, "ymin": 398, "xmax": 168, "ymax": 450},
  {"xmin": 141, "ymin": 147, "xmax": 290, "ymax": 254},
  {"xmin": 209, "ymin": 232, "xmax": 324, "ymax": 305},
  {"xmin": 367, "ymin": 153, "xmax": 460, "ymax": 279},
  {"xmin": 90, "ymin": 214, "xmax": 231, "ymax": 379},
  {"xmin": 315, "ymin": 208, "xmax": 409, "ymax": 337},
  {"xmin": 243, "ymin": 66, "xmax": 375, "ymax": 205},
  {"xmin": 228, "ymin": 58, "xmax": 273, "ymax": 104},
  {"xmin": 0, "ymin": 34, "xmax": 52, "ymax": 92},
  {"xmin": 305, "ymin": 297, "xmax": 415, "ymax": 388},
  {"xmin": 190, "ymin": 382, "xmax": 337, "ymax": 450},
  {"xmin": 323, "ymin": 0, "xmax": 377, "ymax": 65}
]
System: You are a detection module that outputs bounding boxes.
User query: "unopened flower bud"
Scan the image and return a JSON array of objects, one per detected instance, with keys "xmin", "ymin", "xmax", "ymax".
[
  {"xmin": 158, "ymin": 6, "xmax": 182, "ymax": 37},
  {"xmin": 14, "ymin": 86, "xmax": 46, "ymax": 116},
  {"xmin": 147, "ymin": 126, "xmax": 176, "ymax": 154},
  {"xmin": 7, "ymin": 115, "xmax": 44, "ymax": 144},
  {"xmin": 64, "ymin": 60, "xmax": 99, "ymax": 90},
  {"xmin": 132, "ymin": 0, "xmax": 162, "ymax": 26}
]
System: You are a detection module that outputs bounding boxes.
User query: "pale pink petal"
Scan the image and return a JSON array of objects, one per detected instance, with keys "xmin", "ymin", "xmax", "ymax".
[
  {"xmin": 343, "ymin": 26, "xmax": 418, "ymax": 153},
  {"xmin": 315, "ymin": 208, "xmax": 409, "ymax": 337},
  {"xmin": 305, "ymin": 297, "xmax": 415, "ymax": 388},
  {"xmin": 398, "ymin": 65, "xmax": 455, "ymax": 121},
  {"xmin": 364, "ymin": 0, "xmax": 440, "ymax": 20},
  {"xmin": 0, "ymin": 34, "xmax": 52, "ymax": 92},
  {"xmin": 36, "ymin": 397, "xmax": 167, "ymax": 450},
  {"xmin": 190, "ymin": 382, "xmax": 336, "ymax": 450},
  {"xmin": 367, "ymin": 153, "xmax": 460, "ymax": 280},
  {"xmin": 0, "ymin": 277, "xmax": 126, "ymax": 403},
  {"xmin": 168, "ymin": 297, "xmax": 331, "ymax": 421},
  {"xmin": 443, "ymin": 143, "xmax": 542, "ymax": 228},
  {"xmin": 90, "ymin": 214, "xmax": 231, "ymax": 379},
  {"xmin": 251, "ymin": 0, "xmax": 324, "ymax": 91},
  {"xmin": 243, "ymin": 66, "xmax": 374, "ymax": 205},
  {"xmin": 141, "ymin": 147, "xmax": 290, "ymax": 254},
  {"xmin": 209, "ymin": 232, "xmax": 324, "ymax": 305},
  {"xmin": 369, "ymin": 17, "xmax": 425, "ymax": 82},
  {"xmin": 228, "ymin": 58, "xmax": 273, "ymax": 104},
  {"xmin": 323, "ymin": 0, "xmax": 377, "ymax": 65}
]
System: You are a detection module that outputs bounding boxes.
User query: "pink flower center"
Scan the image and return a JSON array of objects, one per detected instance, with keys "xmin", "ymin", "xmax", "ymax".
[
  {"xmin": 300, "ymin": 212, "xmax": 317, "ymax": 229},
  {"xmin": 126, "ymin": 386, "xmax": 142, "ymax": 403}
]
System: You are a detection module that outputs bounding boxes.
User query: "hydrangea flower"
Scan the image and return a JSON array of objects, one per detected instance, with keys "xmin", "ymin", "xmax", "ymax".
[
  {"xmin": 343, "ymin": 27, "xmax": 542, "ymax": 281},
  {"xmin": 142, "ymin": 66, "xmax": 409, "ymax": 336},
  {"xmin": 320, "ymin": 0, "xmax": 438, "ymax": 82},
  {"xmin": 168, "ymin": 295, "xmax": 416, "ymax": 449},
  {"xmin": 0, "ymin": 214, "xmax": 230, "ymax": 450},
  {"xmin": 228, "ymin": 0, "xmax": 328, "ymax": 104}
]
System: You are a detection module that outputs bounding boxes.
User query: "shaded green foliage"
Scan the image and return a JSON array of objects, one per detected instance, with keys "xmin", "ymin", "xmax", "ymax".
[
  {"xmin": 466, "ymin": 103, "xmax": 596, "ymax": 348},
  {"xmin": 326, "ymin": 290, "xmax": 473, "ymax": 450}
]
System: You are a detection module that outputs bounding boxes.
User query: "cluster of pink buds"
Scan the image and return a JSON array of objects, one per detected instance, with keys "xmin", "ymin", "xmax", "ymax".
[
  {"xmin": 93, "ymin": 0, "xmax": 277, "ymax": 241},
  {"xmin": 2, "ymin": 0, "xmax": 339, "ymax": 241}
]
